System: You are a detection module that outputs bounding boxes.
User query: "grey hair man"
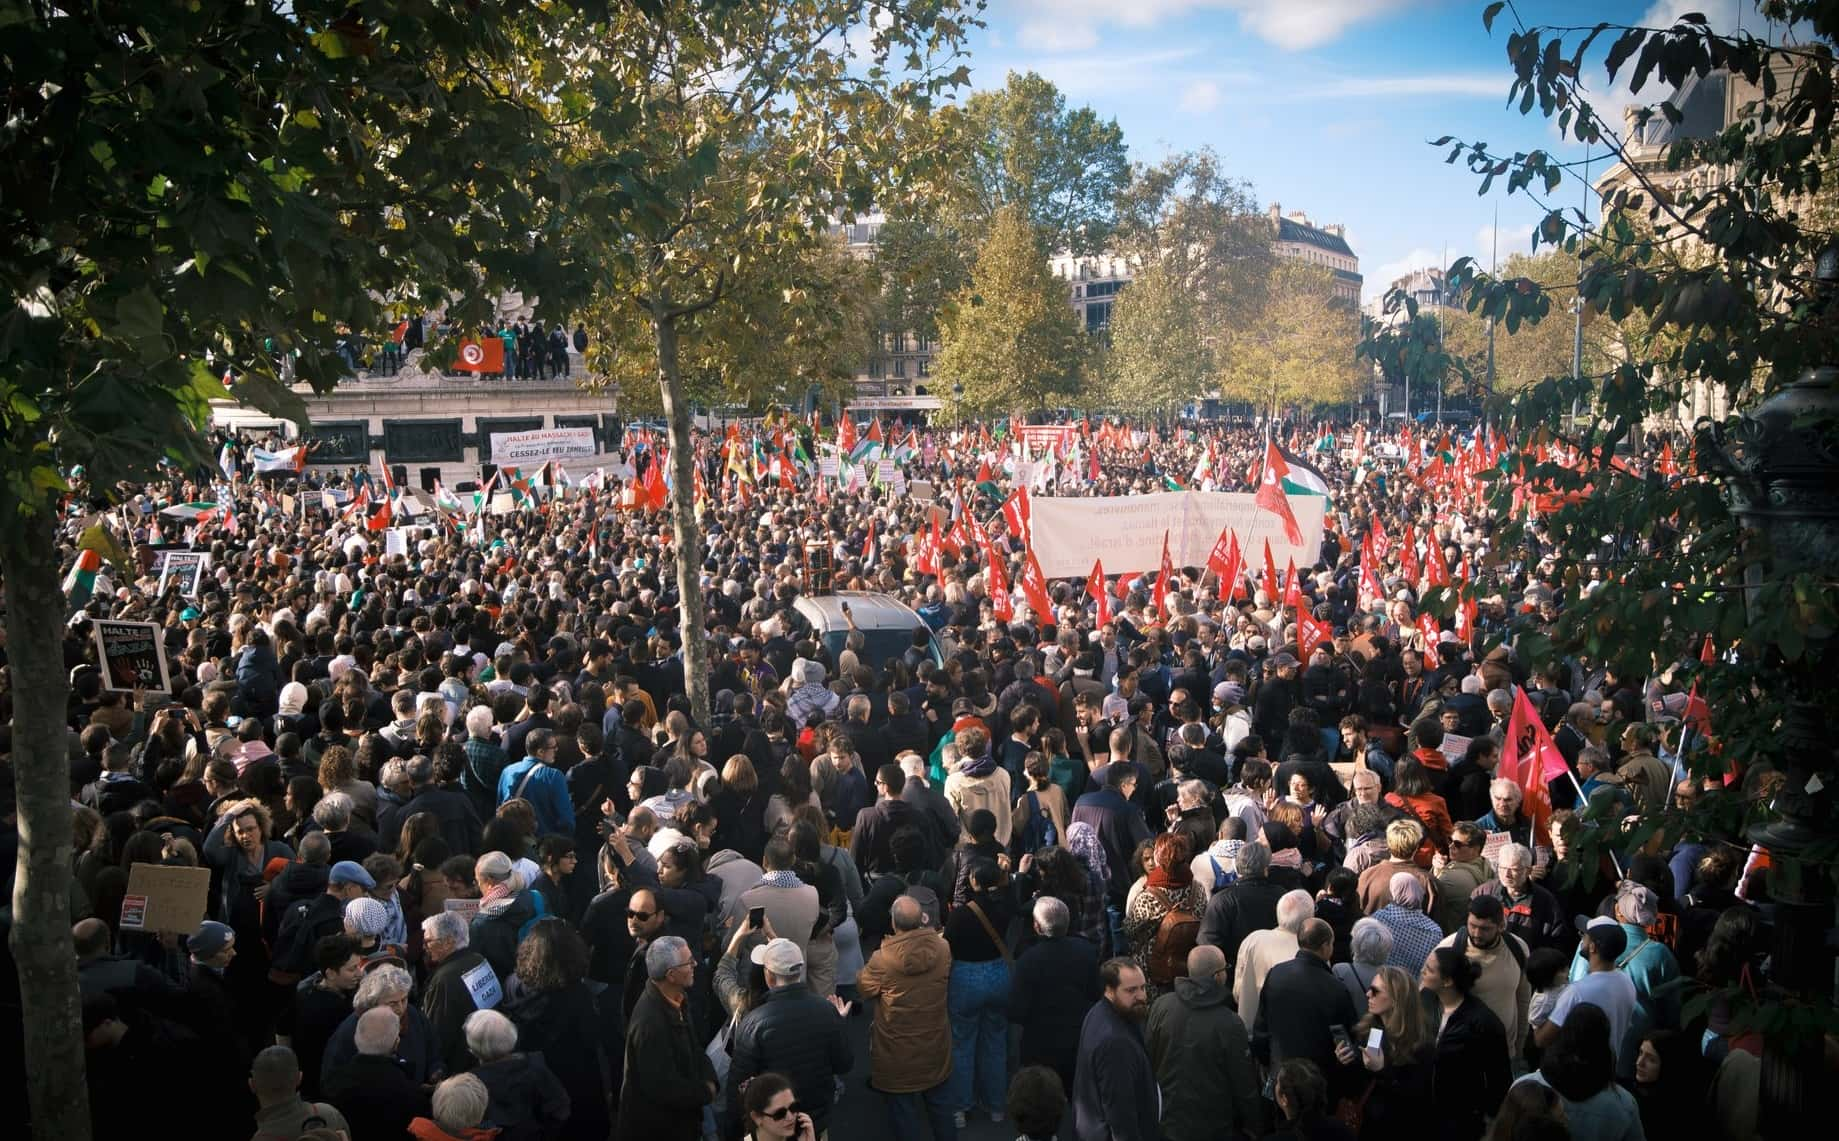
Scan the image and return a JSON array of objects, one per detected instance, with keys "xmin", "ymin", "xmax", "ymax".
[
  {"xmin": 421, "ymin": 909, "xmax": 493, "ymax": 1076},
  {"xmin": 1010, "ymin": 893, "xmax": 1100, "ymax": 1093},
  {"xmin": 620, "ymin": 935, "xmax": 718, "ymax": 1137},
  {"xmin": 1233, "ymin": 889, "xmax": 1316, "ymax": 1027}
]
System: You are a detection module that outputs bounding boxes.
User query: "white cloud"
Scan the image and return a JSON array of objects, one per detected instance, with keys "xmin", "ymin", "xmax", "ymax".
[
  {"xmin": 1368, "ymin": 246, "xmax": 1449, "ymax": 297},
  {"xmin": 1474, "ymin": 221, "xmax": 1537, "ymax": 263},
  {"xmin": 1179, "ymin": 79, "xmax": 1222, "ymax": 114},
  {"xmin": 1009, "ymin": 0, "xmax": 1407, "ymax": 55}
]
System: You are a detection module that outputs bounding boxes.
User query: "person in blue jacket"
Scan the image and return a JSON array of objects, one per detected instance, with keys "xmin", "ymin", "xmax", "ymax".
[{"xmin": 497, "ymin": 729, "xmax": 575, "ymax": 836}]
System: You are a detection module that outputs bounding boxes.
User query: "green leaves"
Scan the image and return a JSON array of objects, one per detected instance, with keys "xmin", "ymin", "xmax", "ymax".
[{"xmin": 1482, "ymin": 2, "xmax": 1506, "ymax": 32}]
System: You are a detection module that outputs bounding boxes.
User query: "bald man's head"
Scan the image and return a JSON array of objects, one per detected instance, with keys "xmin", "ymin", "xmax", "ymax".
[
  {"xmin": 891, "ymin": 895, "xmax": 926, "ymax": 932},
  {"xmin": 1187, "ymin": 944, "xmax": 1226, "ymax": 978},
  {"xmin": 73, "ymin": 918, "xmax": 110, "ymax": 959},
  {"xmin": 1299, "ymin": 918, "xmax": 1335, "ymax": 958}
]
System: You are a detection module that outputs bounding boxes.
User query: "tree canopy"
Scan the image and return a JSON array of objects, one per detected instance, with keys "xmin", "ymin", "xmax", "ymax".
[{"xmin": 933, "ymin": 205, "xmax": 1088, "ymax": 416}]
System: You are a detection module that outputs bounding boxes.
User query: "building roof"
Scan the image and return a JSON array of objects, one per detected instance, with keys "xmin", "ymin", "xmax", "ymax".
[
  {"xmin": 1643, "ymin": 71, "xmax": 1727, "ymax": 148},
  {"xmin": 1276, "ymin": 215, "xmax": 1355, "ymax": 258}
]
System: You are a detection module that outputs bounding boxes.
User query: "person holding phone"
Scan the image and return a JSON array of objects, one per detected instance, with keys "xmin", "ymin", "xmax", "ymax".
[
  {"xmin": 1338, "ymin": 965, "xmax": 1435, "ymax": 1140},
  {"xmin": 740, "ymin": 1071, "xmax": 817, "ymax": 1141}
]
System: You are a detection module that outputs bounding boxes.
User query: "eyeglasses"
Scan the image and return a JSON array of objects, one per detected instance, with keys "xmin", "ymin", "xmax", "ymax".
[
  {"xmin": 670, "ymin": 958, "xmax": 695, "ymax": 973},
  {"xmin": 626, "ymin": 909, "xmax": 655, "ymax": 921},
  {"xmin": 761, "ymin": 1102, "xmax": 800, "ymax": 1121}
]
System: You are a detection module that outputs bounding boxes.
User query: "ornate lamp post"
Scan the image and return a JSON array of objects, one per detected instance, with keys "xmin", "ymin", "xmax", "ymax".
[{"xmin": 1700, "ymin": 243, "xmax": 1839, "ymax": 1137}]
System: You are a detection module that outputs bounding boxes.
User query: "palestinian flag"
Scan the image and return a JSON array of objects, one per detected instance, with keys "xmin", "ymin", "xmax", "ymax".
[
  {"xmin": 1162, "ymin": 474, "xmax": 1187, "ymax": 492},
  {"xmin": 64, "ymin": 548, "xmax": 101, "ymax": 609},
  {"xmin": 1276, "ymin": 445, "xmax": 1331, "ymax": 498},
  {"xmin": 159, "ymin": 501, "xmax": 219, "ymax": 522}
]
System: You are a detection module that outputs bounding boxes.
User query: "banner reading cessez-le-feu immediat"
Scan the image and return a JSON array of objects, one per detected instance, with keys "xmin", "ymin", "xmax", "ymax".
[{"xmin": 488, "ymin": 427, "xmax": 599, "ymax": 465}]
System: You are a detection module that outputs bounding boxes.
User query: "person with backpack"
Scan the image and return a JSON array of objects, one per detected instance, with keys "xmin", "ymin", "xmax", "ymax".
[
  {"xmin": 1009, "ymin": 751, "xmax": 1067, "ymax": 859},
  {"xmin": 270, "ymin": 861, "xmax": 375, "ymax": 986},
  {"xmin": 1123, "ymin": 832, "xmax": 1203, "ymax": 999}
]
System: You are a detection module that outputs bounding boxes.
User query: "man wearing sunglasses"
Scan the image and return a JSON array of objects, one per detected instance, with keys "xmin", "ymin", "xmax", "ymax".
[{"xmin": 620, "ymin": 888, "xmax": 668, "ymax": 1021}]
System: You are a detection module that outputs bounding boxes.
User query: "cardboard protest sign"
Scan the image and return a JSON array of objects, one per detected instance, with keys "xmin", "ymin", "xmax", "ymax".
[
  {"xmin": 156, "ymin": 550, "xmax": 209, "ymax": 599},
  {"xmin": 120, "ymin": 864, "xmax": 210, "ymax": 934},
  {"xmin": 92, "ymin": 619, "xmax": 171, "ymax": 693},
  {"xmin": 385, "ymin": 529, "xmax": 409, "ymax": 558}
]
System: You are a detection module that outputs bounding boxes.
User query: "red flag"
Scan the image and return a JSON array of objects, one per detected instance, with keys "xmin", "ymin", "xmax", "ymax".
[
  {"xmin": 1358, "ymin": 561, "xmax": 1381, "ymax": 607},
  {"xmin": 455, "ymin": 337, "xmax": 506, "ymax": 374},
  {"xmin": 1255, "ymin": 442, "xmax": 1303, "ymax": 545},
  {"xmin": 1454, "ymin": 595, "xmax": 1478, "ymax": 645},
  {"xmin": 1001, "ymin": 487, "xmax": 1032, "ymax": 540},
  {"xmin": 1501, "ymin": 686, "xmax": 1567, "ymax": 845},
  {"xmin": 642, "ymin": 457, "xmax": 669, "ymax": 511},
  {"xmin": 915, "ymin": 517, "xmax": 943, "ymax": 576},
  {"xmin": 1087, "ymin": 449, "xmax": 1100, "ymax": 483},
  {"xmin": 838, "ymin": 416, "xmax": 857, "ymax": 455},
  {"xmin": 1399, "ymin": 524, "xmax": 1420, "ymax": 585},
  {"xmin": 1021, "ymin": 549, "xmax": 1053, "ymax": 624},
  {"xmin": 976, "ymin": 459, "xmax": 993, "ymax": 484},
  {"xmin": 1282, "ymin": 558, "xmax": 1303, "ymax": 613},
  {"xmin": 1699, "ymin": 634, "xmax": 1716, "ymax": 665},
  {"xmin": 1115, "ymin": 572, "xmax": 1133, "ymax": 602},
  {"xmin": 1297, "ymin": 609, "xmax": 1332, "ymax": 658},
  {"xmin": 1417, "ymin": 613, "xmax": 1442, "ymax": 669},
  {"xmin": 1425, "ymin": 537, "xmax": 1451, "ymax": 587},
  {"xmin": 1152, "ymin": 530, "xmax": 1175, "ymax": 618},
  {"xmin": 1088, "ymin": 559, "xmax": 1111, "ymax": 627},
  {"xmin": 1207, "ymin": 528, "xmax": 1244, "ymax": 602},
  {"xmin": 988, "ymin": 553, "xmax": 1014, "ymax": 622},
  {"xmin": 1657, "ymin": 439, "xmax": 1680, "ymax": 479},
  {"xmin": 940, "ymin": 517, "xmax": 968, "ymax": 557}
]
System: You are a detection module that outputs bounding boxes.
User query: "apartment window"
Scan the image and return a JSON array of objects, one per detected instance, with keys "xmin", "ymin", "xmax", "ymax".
[
  {"xmin": 892, "ymin": 357, "xmax": 906, "ymax": 379},
  {"xmin": 891, "ymin": 333, "xmax": 907, "ymax": 354},
  {"xmin": 918, "ymin": 357, "xmax": 930, "ymax": 377},
  {"xmin": 1086, "ymin": 301, "xmax": 1112, "ymax": 332}
]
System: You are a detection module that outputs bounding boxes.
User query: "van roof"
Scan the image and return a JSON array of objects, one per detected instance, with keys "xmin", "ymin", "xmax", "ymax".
[{"xmin": 792, "ymin": 590, "xmax": 928, "ymax": 632}]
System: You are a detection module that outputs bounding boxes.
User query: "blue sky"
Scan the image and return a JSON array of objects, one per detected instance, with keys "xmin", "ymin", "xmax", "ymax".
[{"xmin": 954, "ymin": 0, "xmax": 1764, "ymax": 300}]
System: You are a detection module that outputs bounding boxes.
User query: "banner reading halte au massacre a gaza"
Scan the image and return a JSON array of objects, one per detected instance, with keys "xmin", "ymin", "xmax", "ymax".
[
  {"xmin": 489, "ymin": 427, "xmax": 598, "ymax": 465},
  {"xmin": 1027, "ymin": 492, "xmax": 1326, "ymax": 580}
]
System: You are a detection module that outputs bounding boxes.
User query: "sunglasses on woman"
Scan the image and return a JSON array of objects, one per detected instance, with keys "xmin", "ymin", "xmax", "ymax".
[{"xmin": 762, "ymin": 1102, "xmax": 800, "ymax": 1121}]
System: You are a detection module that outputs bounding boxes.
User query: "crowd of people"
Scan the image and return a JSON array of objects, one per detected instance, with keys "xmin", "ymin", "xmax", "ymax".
[{"xmin": 2, "ymin": 413, "xmax": 1788, "ymax": 1141}]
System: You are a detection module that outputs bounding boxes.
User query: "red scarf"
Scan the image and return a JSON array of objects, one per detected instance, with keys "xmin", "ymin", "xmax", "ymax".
[{"xmin": 1147, "ymin": 863, "xmax": 1192, "ymax": 891}]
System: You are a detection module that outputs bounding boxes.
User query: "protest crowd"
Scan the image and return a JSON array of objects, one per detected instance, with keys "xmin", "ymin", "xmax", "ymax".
[{"xmin": 2, "ymin": 412, "xmax": 1783, "ymax": 1141}]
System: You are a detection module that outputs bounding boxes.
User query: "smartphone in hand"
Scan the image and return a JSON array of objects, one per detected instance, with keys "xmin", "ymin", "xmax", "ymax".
[{"xmin": 748, "ymin": 905, "xmax": 766, "ymax": 931}]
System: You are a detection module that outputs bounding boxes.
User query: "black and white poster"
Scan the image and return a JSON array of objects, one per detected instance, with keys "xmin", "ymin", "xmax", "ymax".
[
  {"xmin": 92, "ymin": 619, "xmax": 171, "ymax": 693},
  {"xmin": 156, "ymin": 550, "xmax": 210, "ymax": 599}
]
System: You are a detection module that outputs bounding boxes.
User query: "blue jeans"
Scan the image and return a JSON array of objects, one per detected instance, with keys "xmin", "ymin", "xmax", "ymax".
[
  {"xmin": 1105, "ymin": 901, "xmax": 1127, "ymax": 959},
  {"xmin": 881, "ymin": 1082, "xmax": 958, "ymax": 1141},
  {"xmin": 946, "ymin": 957, "xmax": 1010, "ymax": 1114}
]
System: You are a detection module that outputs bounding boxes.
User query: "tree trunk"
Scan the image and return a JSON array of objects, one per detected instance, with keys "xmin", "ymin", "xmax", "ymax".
[
  {"xmin": 650, "ymin": 299, "xmax": 712, "ymax": 730},
  {"xmin": 1, "ymin": 509, "xmax": 91, "ymax": 1141}
]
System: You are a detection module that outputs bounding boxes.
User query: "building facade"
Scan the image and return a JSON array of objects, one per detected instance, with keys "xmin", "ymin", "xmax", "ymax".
[{"xmin": 1268, "ymin": 203, "xmax": 1362, "ymax": 302}]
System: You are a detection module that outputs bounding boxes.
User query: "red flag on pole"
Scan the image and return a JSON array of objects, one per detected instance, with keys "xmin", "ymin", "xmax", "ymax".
[
  {"xmin": 1152, "ymin": 530, "xmax": 1175, "ymax": 619},
  {"xmin": 1417, "ymin": 613, "xmax": 1442, "ymax": 668},
  {"xmin": 1282, "ymin": 558, "xmax": 1304, "ymax": 613},
  {"xmin": 1261, "ymin": 538, "xmax": 1279, "ymax": 600},
  {"xmin": 1501, "ymin": 686, "xmax": 1568, "ymax": 845},
  {"xmin": 1699, "ymin": 634, "xmax": 1716, "ymax": 665},
  {"xmin": 1657, "ymin": 439, "xmax": 1680, "ymax": 479},
  {"xmin": 1021, "ymin": 549, "xmax": 1053, "ymax": 624},
  {"xmin": 1255, "ymin": 442, "xmax": 1303, "ymax": 545},
  {"xmin": 1088, "ymin": 559, "xmax": 1111, "ymax": 627},
  {"xmin": 1001, "ymin": 487, "xmax": 1032, "ymax": 542},
  {"xmin": 1297, "ymin": 609, "xmax": 1332, "ymax": 658},
  {"xmin": 1358, "ymin": 561, "xmax": 1381, "ymax": 607},
  {"xmin": 989, "ymin": 553, "xmax": 1014, "ymax": 622},
  {"xmin": 1207, "ymin": 528, "xmax": 1244, "ymax": 602},
  {"xmin": 1115, "ymin": 571, "xmax": 1133, "ymax": 602}
]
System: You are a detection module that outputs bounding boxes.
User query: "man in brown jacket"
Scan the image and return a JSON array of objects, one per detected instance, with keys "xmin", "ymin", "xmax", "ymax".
[{"xmin": 855, "ymin": 894, "xmax": 956, "ymax": 1140}]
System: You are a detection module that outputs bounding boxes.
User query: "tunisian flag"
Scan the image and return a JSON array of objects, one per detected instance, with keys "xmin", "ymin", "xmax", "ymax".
[
  {"xmin": 1255, "ymin": 442, "xmax": 1304, "ymax": 545},
  {"xmin": 455, "ymin": 337, "xmax": 506, "ymax": 374},
  {"xmin": 1501, "ymin": 686, "xmax": 1571, "ymax": 845}
]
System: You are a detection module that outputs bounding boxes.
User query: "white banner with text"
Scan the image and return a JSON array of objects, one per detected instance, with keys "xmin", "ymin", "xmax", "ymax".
[{"xmin": 1026, "ymin": 491, "xmax": 1325, "ymax": 579}]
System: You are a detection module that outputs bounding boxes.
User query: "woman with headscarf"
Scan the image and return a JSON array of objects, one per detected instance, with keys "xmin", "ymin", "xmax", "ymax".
[
  {"xmin": 1064, "ymin": 822, "xmax": 1113, "ymax": 954},
  {"xmin": 274, "ymin": 681, "xmax": 318, "ymax": 741}
]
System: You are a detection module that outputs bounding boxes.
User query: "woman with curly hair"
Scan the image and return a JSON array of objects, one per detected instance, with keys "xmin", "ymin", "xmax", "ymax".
[
  {"xmin": 202, "ymin": 797, "xmax": 293, "ymax": 1040},
  {"xmin": 1122, "ymin": 832, "xmax": 1201, "ymax": 997},
  {"xmin": 507, "ymin": 918, "xmax": 620, "ymax": 1141},
  {"xmin": 316, "ymin": 744, "xmax": 377, "ymax": 831}
]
